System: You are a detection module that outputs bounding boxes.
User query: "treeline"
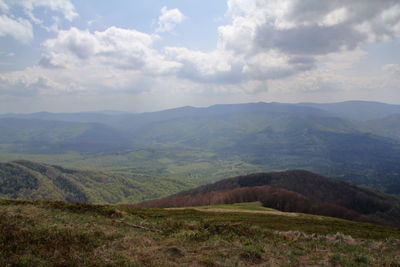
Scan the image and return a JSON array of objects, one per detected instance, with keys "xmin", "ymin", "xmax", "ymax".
[{"xmin": 138, "ymin": 170, "xmax": 400, "ymax": 226}]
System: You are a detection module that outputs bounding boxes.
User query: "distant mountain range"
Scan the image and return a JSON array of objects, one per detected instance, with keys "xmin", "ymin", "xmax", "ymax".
[
  {"xmin": 1, "ymin": 100, "xmax": 400, "ymax": 195},
  {"xmin": 136, "ymin": 170, "xmax": 400, "ymax": 227},
  {"xmin": 3, "ymin": 100, "xmax": 400, "ymax": 121}
]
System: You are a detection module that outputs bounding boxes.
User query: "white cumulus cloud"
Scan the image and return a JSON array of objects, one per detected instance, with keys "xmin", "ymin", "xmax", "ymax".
[
  {"xmin": 164, "ymin": 0, "xmax": 400, "ymax": 86},
  {"xmin": 2, "ymin": 0, "xmax": 400, "ymax": 102},
  {"xmin": 156, "ymin": 6, "xmax": 186, "ymax": 33},
  {"xmin": 16, "ymin": 0, "xmax": 78, "ymax": 22},
  {"xmin": 0, "ymin": 0, "xmax": 78, "ymax": 43},
  {"xmin": 40, "ymin": 26, "xmax": 180, "ymax": 75},
  {"xmin": 0, "ymin": 15, "xmax": 33, "ymax": 43}
]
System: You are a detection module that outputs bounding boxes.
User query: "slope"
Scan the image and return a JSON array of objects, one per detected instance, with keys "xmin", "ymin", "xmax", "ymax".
[
  {"xmin": 298, "ymin": 101, "xmax": 400, "ymax": 121},
  {"xmin": 0, "ymin": 160, "xmax": 192, "ymax": 203},
  {"xmin": 127, "ymin": 111, "xmax": 400, "ymax": 194},
  {"xmin": 1, "ymin": 199, "xmax": 399, "ymax": 266},
  {"xmin": 137, "ymin": 170, "xmax": 400, "ymax": 226},
  {"xmin": 0, "ymin": 118, "xmax": 131, "ymax": 153},
  {"xmin": 359, "ymin": 114, "xmax": 400, "ymax": 141}
]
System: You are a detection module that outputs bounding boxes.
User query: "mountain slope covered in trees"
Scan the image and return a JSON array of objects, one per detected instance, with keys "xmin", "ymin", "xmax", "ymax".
[
  {"xmin": 0, "ymin": 160, "xmax": 192, "ymax": 203},
  {"xmin": 137, "ymin": 170, "xmax": 400, "ymax": 226}
]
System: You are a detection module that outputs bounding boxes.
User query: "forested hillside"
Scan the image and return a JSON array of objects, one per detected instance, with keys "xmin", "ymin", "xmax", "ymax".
[
  {"xmin": 0, "ymin": 160, "xmax": 192, "ymax": 203},
  {"xmin": 137, "ymin": 170, "xmax": 400, "ymax": 226}
]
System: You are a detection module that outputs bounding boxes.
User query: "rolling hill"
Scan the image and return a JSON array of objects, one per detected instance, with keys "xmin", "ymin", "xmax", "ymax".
[
  {"xmin": 0, "ymin": 160, "xmax": 192, "ymax": 203},
  {"xmin": 136, "ymin": 170, "xmax": 400, "ymax": 226}
]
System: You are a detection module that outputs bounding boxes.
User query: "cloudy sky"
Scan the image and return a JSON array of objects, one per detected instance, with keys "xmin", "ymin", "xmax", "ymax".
[{"xmin": 0, "ymin": 0, "xmax": 400, "ymax": 113}]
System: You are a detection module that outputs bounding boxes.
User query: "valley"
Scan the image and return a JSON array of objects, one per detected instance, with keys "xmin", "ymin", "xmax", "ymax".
[{"xmin": 2, "ymin": 101, "xmax": 400, "ymax": 199}]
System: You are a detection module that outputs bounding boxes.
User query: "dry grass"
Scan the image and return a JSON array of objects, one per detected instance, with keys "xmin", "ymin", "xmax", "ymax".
[{"xmin": 1, "ymin": 199, "xmax": 400, "ymax": 266}]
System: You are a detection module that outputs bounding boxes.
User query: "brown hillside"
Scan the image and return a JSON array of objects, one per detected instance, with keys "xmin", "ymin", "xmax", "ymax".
[
  {"xmin": 134, "ymin": 186, "xmax": 372, "ymax": 223},
  {"xmin": 136, "ymin": 170, "xmax": 400, "ymax": 226}
]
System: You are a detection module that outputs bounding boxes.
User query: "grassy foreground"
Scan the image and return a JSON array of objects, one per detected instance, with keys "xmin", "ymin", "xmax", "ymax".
[{"xmin": 1, "ymin": 199, "xmax": 400, "ymax": 266}]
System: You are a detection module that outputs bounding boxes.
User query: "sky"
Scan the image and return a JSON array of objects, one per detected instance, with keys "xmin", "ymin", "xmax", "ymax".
[{"xmin": 0, "ymin": 0, "xmax": 400, "ymax": 113}]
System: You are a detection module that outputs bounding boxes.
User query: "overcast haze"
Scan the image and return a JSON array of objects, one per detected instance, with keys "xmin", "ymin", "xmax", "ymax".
[{"xmin": 0, "ymin": 0, "xmax": 400, "ymax": 113}]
